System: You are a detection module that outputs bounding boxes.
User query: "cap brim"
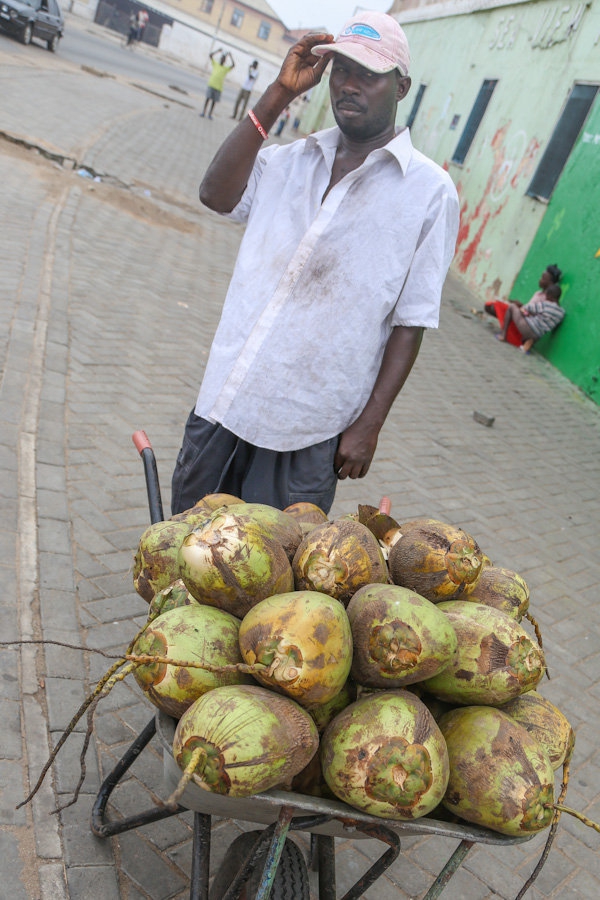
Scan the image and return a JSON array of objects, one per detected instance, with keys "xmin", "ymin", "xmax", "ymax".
[{"xmin": 312, "ymin": 42, "xmax": 402, "ymax": 75}]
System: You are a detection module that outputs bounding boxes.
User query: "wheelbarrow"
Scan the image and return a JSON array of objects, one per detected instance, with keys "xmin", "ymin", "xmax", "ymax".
[{"xmin": 90, "ymin": 431, "xmax": 533, "ymax": 900}]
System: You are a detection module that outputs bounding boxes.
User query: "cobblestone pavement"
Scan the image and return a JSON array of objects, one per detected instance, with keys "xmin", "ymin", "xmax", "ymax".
[{"xmin": 1, "ymin": 16, "xmax": 600, "ymax": 900}]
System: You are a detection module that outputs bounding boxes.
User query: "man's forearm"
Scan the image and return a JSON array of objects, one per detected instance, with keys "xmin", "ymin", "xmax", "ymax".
[
  {"xmin": 335, "ymin": 325, "xmax": 424, "ymax": 479},
  {"xmin": 199, "ymin": 82, "xmax": 295, "ymax": 213},
  {"xmin": 199, "ymin": 32, "xmax": 332, "ymax": 213}
]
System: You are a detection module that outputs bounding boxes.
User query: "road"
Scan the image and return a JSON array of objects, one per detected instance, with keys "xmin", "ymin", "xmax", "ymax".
[
  {"xmin": 1, "ymin": 12, "xmax": 239, "ymax": 105},
  {"xmin": 2, "ymin": 21, "xmax": 600, "ymax": 900}
]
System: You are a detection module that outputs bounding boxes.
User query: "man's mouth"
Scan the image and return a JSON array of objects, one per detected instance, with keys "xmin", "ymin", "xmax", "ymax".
[{"xmin": 336, "ymin": 102, "xmax": 364, "ymax": 115}]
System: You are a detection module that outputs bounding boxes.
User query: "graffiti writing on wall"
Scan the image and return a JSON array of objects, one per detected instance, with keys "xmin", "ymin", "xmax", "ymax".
[
  {"xmin": 489, "ymin": 15, "xmax": 519, "ymax": 50},
  {"xmin": 454, "ymin": 124, "xmax": 541, "ymax": 277},
  {"xmin": 530, "ymin": 4, "xmax": 587, "ymax": 49}
]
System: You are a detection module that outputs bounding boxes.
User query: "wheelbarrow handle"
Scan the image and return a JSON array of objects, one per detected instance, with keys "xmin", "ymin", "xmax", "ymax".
[
  {"xmin": 132, "ymin": 430, "xmax": 153, "ymax": 453},
  {"xmin": 379, "ymin": 496, "xmax": 392, "ymax": 515},
  {"xmin": 132, "ymin": 431, "xmax": 165, "ymax": 524}
]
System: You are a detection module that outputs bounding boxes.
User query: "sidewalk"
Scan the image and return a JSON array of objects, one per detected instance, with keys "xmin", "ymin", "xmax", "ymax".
[{"xmin": 1, "ymin": 29, "xmax": 600, "ymax": 900}]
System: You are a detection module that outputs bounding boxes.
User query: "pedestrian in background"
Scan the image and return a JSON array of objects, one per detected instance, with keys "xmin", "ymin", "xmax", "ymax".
[
  {"xmin": 232, "ymin": 60, "xmax": 259, "ymax": 121},
  {"xmin": 275, "ymin": 106, "xmax": 290, "ymax": 136},
  {"xmin": 126, "ymin": 11, "xmax": 138, "ymax": 47},
  {"xmin": 136, "ymin": 9, "xmax": 149, "ymax": 43},
  {"xmin": 201, "ymin": 49, "xmax": 235, "ymax": 120}
]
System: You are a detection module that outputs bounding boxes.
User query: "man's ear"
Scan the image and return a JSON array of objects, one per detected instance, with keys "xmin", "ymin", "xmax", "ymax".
[{"xmin": 396, "ymin": 75, "xmax": 412, "ymax": 101}]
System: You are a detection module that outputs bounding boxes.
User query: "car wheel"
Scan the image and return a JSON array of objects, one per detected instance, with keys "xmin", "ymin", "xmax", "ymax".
[
  {"xmin": 47, "ymin": 33, "xmax": 60, "ymax": 52},
  {"xmin": 21, "ymin": 22, "xmax": 33, "ymax": 44}
]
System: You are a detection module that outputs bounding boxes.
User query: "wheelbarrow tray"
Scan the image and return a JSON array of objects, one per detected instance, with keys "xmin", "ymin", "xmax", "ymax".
[{"xmin": 156, "ymin": 711, "xmax": 531, "ymax": 847}]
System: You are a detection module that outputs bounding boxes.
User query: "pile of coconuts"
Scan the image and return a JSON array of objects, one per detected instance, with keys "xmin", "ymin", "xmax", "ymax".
[{"xmin": 125, "ymin": 491, "xmax": 595, "ymax": 873}]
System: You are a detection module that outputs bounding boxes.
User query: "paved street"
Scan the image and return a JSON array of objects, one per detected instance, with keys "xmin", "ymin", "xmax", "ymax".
[{"xmin": 1, "ymin": 14, "xmax": 600, "ymax": 900}]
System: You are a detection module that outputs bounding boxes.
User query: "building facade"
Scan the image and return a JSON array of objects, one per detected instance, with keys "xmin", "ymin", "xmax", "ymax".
[
  {"xmin": 303, "ymin": 0, "xmax": 600, "ymax": 402},
  {"xmin": 78, "ymin": 0, "xmax": 292, "ymax": 91}
]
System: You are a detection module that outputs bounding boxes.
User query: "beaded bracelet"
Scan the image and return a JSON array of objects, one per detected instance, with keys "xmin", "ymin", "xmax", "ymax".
[{"xmin": 248, "ymin": 109, "xmax": 268, "ymax": 140}]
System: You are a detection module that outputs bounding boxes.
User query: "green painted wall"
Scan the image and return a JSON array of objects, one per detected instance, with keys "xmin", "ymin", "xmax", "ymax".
[
  {"xmin": 400, "ymin": 0, "xmax": 600, "ymax": 402},
  {"xmin": 512, "ymin": 95, "xmax": 600, "ymax": 402},
  {"xmin": 400, "ymin": 1, "xmax": 600, "ymax": 295},
  {"xmin": 302, "ymin": 0, "xmax": 600, "ymax": 402}
]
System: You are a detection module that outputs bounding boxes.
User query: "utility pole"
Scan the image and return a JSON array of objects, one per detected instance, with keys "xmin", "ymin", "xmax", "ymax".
[{"xmin": 208, "ymin": 0, "xmax": 227, "ymax": 55}]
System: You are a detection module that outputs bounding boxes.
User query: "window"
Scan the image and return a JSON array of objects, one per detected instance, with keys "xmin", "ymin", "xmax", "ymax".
[
  {"xmin": 405, "ymin": 84, "xmax": 426, "ymax": 129},
  {"xmin": 527, "ymin": 83, "xmax": 599, "ymax": 201},
  {"xmin": 201, "ymin": 0, "xmax": 214, "ymax": 12},
  {"xmin": 452, "ymin": 79, "xmax": 498, "ymax": 165},
  {"xmin": 230, "ymin": 8, "xmax": 244, "ymax": 27},
  {"xmin": 257, "ymin": 20, "xmax": 271, "ymax": 40}
]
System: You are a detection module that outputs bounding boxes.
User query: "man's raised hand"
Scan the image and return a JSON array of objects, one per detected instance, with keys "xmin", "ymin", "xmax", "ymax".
[{"xmin": 276, "ymin": 33, "xmax": 334, "ymax": 99}]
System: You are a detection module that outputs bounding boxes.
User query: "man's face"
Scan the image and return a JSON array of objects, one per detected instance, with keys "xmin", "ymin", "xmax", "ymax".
[{"xmin": 329, "ymin": 54, "xmax": 411, "ymax": 140}]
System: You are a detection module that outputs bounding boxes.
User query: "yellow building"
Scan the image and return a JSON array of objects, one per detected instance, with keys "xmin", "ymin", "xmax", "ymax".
[{"xmin": 169, "ymin": 0, "xmax": 290, "ymax": 56}]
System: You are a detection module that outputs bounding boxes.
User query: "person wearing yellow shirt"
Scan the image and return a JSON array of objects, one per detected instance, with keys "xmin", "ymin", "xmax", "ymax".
[{"xmin": 201, "ymin": 49, "xmax": 235, "ymax": 119}]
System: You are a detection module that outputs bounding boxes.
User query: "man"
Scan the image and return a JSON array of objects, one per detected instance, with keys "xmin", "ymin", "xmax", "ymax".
[
  {"xmin": 136, "ymin": 8, "xmax": 149, "ymax": 43},
  {"xmin": 232, "ymin": 60, "xmax": 259, "ymax": 121},
  {"xmin": 171, "ymin": 12, "xmax": 459, "ymax": 516},
  {"xmin": 201, "ymin": 49, "xmax": 235, "ymax": 120}
]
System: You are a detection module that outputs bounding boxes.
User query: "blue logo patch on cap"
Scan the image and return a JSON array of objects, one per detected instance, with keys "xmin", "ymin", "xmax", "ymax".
[{"xmin": 341, "ymin": 23, "xmax": 382, "ymax": 41}]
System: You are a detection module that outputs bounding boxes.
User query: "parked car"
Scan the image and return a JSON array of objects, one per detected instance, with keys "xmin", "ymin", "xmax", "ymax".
[{"xmin": 0, "ymin": 0, "xmax": 63, "ymax": 51}]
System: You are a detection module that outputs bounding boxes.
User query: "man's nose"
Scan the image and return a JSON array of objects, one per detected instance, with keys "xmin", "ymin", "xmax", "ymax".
[{"xmin": 339, "ymin": 71, "xmax": 361, "ymax": 94}]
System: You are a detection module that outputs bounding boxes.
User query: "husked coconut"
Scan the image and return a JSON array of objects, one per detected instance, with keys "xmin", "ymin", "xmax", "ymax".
[
  {"xmin": 346, "ymin": 583, "xmax": 457, "ymax": 688},
  {"xmin": 439, "ymin": 705, "xmax": 554, "ymax": 836},
  {"xmin": 321, "ymin": 690, "xmax": 449, "ymax": 819},
  {"xmin": 292, "ymin": 519, "xmax": 389, "ymax": 606},
  {"xmin": 388, "ymin": 522, "xmax": 483, "ymax": 603}
]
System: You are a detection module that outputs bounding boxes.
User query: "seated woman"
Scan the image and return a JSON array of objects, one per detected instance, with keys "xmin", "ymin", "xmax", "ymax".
[
  {"xmin": 498, "ymin": 282, "xmax": 565, "ymax": 350},
  {"xmin": 483, "ymin": 265, "xmax": 562, "ymax": 348}
]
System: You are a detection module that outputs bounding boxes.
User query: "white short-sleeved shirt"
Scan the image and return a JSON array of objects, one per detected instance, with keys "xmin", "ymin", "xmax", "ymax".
[{"xmin": 195, "ymin": 126, "xmax": 459, "ymax": 451}]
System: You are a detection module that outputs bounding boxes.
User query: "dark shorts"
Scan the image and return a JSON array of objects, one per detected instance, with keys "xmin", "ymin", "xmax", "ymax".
[
  {"xmin": 206, "ymin": 86, "xmax": 222, "ymax": 102},
  {"xmin": 171, "ymin": 412, "xmax": 339, "ymax": 516}
]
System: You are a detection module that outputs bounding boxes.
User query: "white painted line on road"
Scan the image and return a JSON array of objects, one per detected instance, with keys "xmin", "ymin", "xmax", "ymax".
[{"xmin": 17, "ymin": 187, "xmax": 70, "ymax": 900}]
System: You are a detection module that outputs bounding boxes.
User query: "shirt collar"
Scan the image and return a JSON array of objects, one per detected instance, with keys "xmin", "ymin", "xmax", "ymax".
[{"xmin": 305, "ymin": 125, "xmax": 414, "ymax": 175}]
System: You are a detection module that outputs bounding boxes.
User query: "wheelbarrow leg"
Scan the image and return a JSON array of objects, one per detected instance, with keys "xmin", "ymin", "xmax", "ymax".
[
  {"xmin": 190, "ymin": 812, "xmax": 212, "ymax": 900},
  {"xmin": 316, "ymin": 834, "xmax": 336, "ymax": 900},
  {"xmin": 91, "ymin": 717, "xmax": 184, "ymax": 837},
  {"xmin": 341, "ymin": 823, "xmax": 401, "ymax": 900},
  {"xmin": 253, "ymin": 804, "xmax": 295, "ymax": 900},
  {"xmin": 422, "ymin": 839, "xmax": 475, "ymax": 899}
]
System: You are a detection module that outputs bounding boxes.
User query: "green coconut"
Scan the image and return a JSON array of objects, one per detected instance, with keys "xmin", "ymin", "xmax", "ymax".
[
  {"xmin": 439, "ymin": 705, "xmax": 555, "ymax": 836},
  {"xmin": 321, "ymin": 690, "xmax": 449, "ymax": 820},
  {"xmin": 388, "ymin": 522, "xmax": 483, "ymax": 602},
  {"xmin": 169, "ymin": 493, "xmax": 243, "ymax": 522},
  {"xmin": 282, "ymin": 501, "xmax": 329, "ymax": 535},
  {"xmin": 292, "ymin": 519, "xmax": 389, "ymax": 606},
  {"xmin": 133, "ymin": 519, "xmax": 193, "ymax": 603},
  {"xmin": 501, "ymin": 691, "xmax": 575, "ymax": 770},
  {"xmin": 346, "ymin": 583, "xmax": 458, "ymax": 688},
  {"xmin": 238, "ymin": 591, "xmax": 353, "ymax": 708},
  {"xmin": 132, "ymin": 604, "xmax": 249, "ymax": 719},
  {"xmin": 308, "ymin": 679, "xmax": 357, "ymax": 733},
  {"xmin": 220, "ymin": 502, "xmax": 304, "ymax": 561},
  {"xmin": 178, "ymin": 511, "xmax": 294, "ymax": 618},
  {"xmin": 291, "ymin": 751, "xmax": 336, "ymax": 799},
  {"xmin": 423, "ymin": 601, "xmax": 545, "ymax": 706},
  {"xmin": 172, "ymin": 684, "xmax": 319, "ymax": 796},
  {"xmin": 467, "ymin": 565, "xmax": 530, "ymax": 620}
]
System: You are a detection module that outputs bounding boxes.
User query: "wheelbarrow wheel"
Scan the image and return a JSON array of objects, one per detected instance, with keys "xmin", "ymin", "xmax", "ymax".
[{"xmin": 209, "ymin": 829, "xmax": 310, "ymax": 900}]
